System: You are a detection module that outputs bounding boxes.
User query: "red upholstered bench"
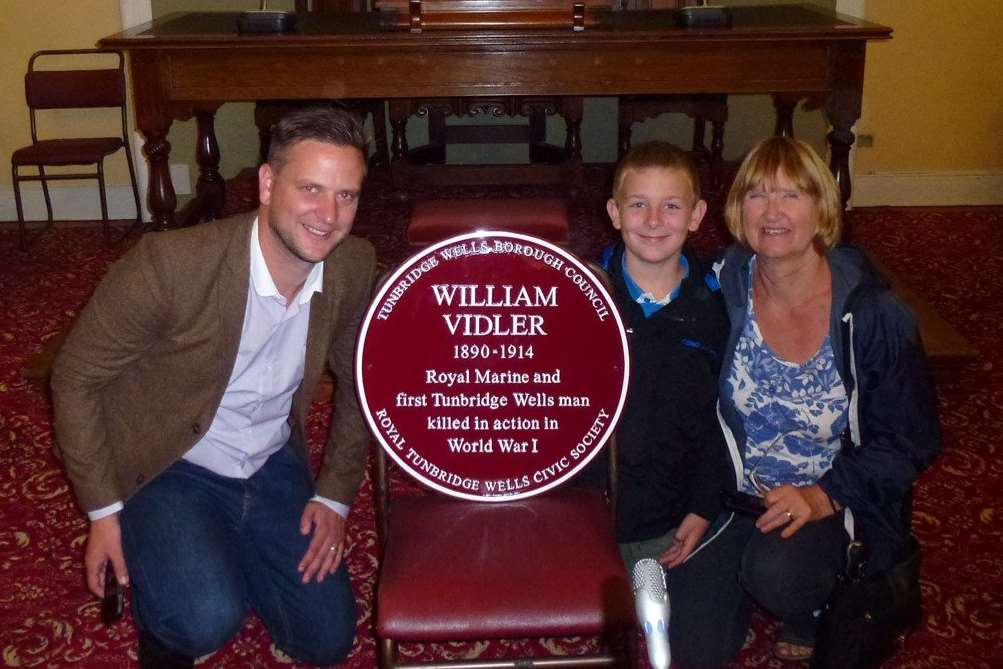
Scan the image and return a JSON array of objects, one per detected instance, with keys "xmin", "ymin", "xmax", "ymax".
[{"xmin": 407, "ymin": 198, "xmax": 570, "ymax": 248}]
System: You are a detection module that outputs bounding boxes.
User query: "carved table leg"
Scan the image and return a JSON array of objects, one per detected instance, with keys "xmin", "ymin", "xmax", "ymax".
[
  {"xmin": 827, "ymin": 124, "xmax": 856, "ymax": 212},
  {"xmin": 194, "ymin": 107, "xmax": 225, "ymax": 221},
  {"xmin": 710, "ymin": 118, "xmax": 726, "ymax": 192},
  {"xmin": 370, "ymin": 100, "xmax": 390, "ymax": 168},
  {"xmin": 131, "ymin": 52, "xmax": 177, "ymax": 230},
  {"xmin": 256, "ymin": 111, "xmax": 273, "ymax": 166},
  {"xmin": 773, "ymin": 94, "xmax": 801, "ymax": 138},
  {"xmin": 824, "ymin": 42, "xmax": 866, "ymax": 212},
  {"xmin": 563, "ymin": 96, "xmax": 583, "ymax": 162},
  {"xmin": 389, "ymin": 99, "xmax": 410, "ymax": 163},
  {"xmin": 691, "ymin": 117, "xmax": 708, "ymax": 158},
  {"xmin": 562, "ymin": 96, "xmax": 584, "ymax": 193},
  {"xmin": 617, "ymin": 115, "xmax": 633, "ymax": 161},
  {"xmin": 388, "ymin": 99, "xmax": 411, "ymax": 195},
  {"xmin": 174, "ymin": 106, "xmax": 224, "ymax": 228},
  {"xmin": 142, "ymin": 127, "xmax": 177, "ymax": 231}
]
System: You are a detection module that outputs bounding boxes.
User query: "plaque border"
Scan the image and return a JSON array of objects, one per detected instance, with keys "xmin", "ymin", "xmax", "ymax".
[{"xmin": 355, "ymin": 230, "xmax": 630, "ymax": 502}]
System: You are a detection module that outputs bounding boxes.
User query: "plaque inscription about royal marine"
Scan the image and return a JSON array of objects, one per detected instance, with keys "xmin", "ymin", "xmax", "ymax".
[{"xmin": 356, "ymin": 231, "xmax": 628, "ymax": 501}]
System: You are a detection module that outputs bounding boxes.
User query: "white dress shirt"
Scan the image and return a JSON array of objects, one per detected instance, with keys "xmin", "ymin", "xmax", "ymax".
[{"xmin": 89, "ymin": 218, "xmax": 348, "ymax": 520}]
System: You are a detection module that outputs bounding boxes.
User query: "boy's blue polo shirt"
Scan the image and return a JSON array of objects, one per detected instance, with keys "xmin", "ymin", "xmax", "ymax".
[{"xmin": 621, "ymin": 253, "xmax": 689, "ymax": 318}]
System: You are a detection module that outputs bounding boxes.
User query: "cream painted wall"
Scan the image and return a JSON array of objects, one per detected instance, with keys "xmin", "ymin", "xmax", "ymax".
[
  {"xmin": 856, "ymin": 1, "xmax": 1003, "ymax": 173},
  {"xmin": 0, "ymin": 1, "xmax": 126, "ymax": 190}
]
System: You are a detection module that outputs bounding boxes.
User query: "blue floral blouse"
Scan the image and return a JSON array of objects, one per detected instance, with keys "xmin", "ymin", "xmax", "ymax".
[{"xmin": 724, "ymin": 263, "xmax": 849, "ymax": 494}]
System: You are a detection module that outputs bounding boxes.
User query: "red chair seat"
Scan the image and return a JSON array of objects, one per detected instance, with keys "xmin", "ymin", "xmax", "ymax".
[
  {"xmin": 377, "ymin": 488, "xmax": 633, "ymax": 641},
  {"xmin": 407, "ymin": 198, "xmax": 570, "ymax": 248},
  {"xmin": 12, "ymin": 137, "xmax": 125, "ymax": 167}
]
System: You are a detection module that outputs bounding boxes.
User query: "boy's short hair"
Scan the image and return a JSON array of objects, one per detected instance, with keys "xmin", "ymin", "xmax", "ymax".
[
  {"xmin": 267, "ymin": 106, "xmax": 369, "ymax": 172},
  {"xmin": 724, "ymin": 136, "xmax": 842, "ymax": 250},
  {"xmin": 612, "ymin": 141, "xmax": 701, "ymax": 202}
]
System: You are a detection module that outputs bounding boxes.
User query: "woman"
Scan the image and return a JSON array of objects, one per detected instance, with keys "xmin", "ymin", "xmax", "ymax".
[{"xmin": 665, "ymin": 137, "xmax": 941, "ymax": 667}]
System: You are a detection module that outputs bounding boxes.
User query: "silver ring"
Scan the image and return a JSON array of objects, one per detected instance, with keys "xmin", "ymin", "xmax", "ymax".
[
  {"xmin": 329, "ymin": 545, "xmax": 338, "ymax": 552},
  {"xmin": 785, "ymin": 511, "xmax": 793, "ymax": 521}
]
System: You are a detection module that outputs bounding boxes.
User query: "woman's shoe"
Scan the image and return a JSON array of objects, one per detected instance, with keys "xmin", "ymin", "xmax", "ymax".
[
  {"xmin": 773, "ymin": 623, "xmax": 815, "ymax": 663},
  {"xmin": 773, "ymin": 639, "xmax": 815, "ymax": 663}
]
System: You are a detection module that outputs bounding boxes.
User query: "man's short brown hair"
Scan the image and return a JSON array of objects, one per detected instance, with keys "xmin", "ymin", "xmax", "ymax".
[{"xmin": 267, "ymin": 106, "xmax": 368, "ymax": 172}]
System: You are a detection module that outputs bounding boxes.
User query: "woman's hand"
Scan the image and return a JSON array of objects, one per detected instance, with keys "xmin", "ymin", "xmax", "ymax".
[{"xmin": 755, "ymin": 484, "xmax": 836, "ymax": 539}]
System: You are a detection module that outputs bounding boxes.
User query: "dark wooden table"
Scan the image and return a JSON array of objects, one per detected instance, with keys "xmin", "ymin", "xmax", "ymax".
[{"xmin": 99, "ymin": 5, "xmax": 890, "ymax": 230}]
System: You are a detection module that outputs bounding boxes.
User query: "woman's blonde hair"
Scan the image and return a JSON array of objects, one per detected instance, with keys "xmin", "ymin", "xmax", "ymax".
[{"xmin": 724, "ymin": 137, "xmax": 842, "ymax": 250}]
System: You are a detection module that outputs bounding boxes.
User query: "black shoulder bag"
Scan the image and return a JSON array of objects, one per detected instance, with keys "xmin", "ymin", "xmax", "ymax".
[{"xmin": 811, "ymin": 536, "xmax": 923, "ymax": 669}]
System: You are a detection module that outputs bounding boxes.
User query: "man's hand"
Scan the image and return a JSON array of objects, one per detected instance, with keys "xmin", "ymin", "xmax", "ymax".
[
  {"xmin": 85, "ymin": 514, "xmax": 128, "ymax": 598},
  {"xmin": 659, "ymin": 513, "xmax": 710, "ymax": 569},
  {"xmin": 756, "ymin": 483, "xmax": 835, "ymax": 539},
  {"xmin": 297, "ymin": 501, "xmax": 347, "ymax": 584}
]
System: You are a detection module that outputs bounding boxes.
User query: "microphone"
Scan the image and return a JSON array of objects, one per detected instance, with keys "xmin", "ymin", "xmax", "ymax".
[{"xmin": 632, "ymin": 558, "xmax": 670, "ymax": 669}]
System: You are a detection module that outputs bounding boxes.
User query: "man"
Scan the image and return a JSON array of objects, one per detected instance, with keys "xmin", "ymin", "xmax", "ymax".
[{"xmin": 51, "ymin": 107, "xmax": 376, "ymax": 668}]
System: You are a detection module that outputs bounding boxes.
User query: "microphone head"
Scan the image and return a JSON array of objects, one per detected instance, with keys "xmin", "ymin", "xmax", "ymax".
[{"xmin": 632, "ymin": 558, "xmax": 667, "ymax": 600}]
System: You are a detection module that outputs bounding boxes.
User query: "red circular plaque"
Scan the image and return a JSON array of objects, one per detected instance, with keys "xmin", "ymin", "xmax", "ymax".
[{"xmin": 356, "ymin": 231, "xmax": 629, "ymax": 501}]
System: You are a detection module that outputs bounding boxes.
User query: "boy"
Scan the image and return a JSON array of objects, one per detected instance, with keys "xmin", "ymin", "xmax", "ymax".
[{"xmin": 591, "ymin": 141, "xmax": 728, "ymax": 573}]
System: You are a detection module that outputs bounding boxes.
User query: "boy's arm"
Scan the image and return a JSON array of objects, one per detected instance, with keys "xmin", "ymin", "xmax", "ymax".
[
  {"xmin": 686, "ymin": 399, "xmax": 726, "ymax": 523},
  {"xmin": 665, "ymin": 373, "xmax": 727, "ymax": 568},
  {"xmin": 685, "ymin": 286, "xmax": 729, "ymax": 523}
]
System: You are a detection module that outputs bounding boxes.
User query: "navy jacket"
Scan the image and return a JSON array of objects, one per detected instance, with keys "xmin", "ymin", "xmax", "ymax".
[{"xmin": 713, "ymin": 244, "xmax": 942, "ymax": 573}]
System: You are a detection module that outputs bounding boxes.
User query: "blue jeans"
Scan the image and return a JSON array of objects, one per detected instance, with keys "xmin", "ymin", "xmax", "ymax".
[{"xmin": 120, "ymin": 444, "xmax": 357, "ymax": 665}]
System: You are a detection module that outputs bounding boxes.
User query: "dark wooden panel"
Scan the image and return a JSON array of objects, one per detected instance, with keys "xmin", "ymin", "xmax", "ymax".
[{"xmin": 164, "ymin": 40, "xmax": 830, "ymax": 101}]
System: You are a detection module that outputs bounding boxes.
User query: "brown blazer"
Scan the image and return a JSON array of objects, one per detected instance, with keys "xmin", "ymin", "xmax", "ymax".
[{"xmin": 51, "ymin": 213, "xmax": 377, "ymax": 512}]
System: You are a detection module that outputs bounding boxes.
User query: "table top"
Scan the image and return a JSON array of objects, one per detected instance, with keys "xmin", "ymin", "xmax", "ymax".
[{"xmin": 99, "ymin": 4, "xmax": 891, "ymax": 49}]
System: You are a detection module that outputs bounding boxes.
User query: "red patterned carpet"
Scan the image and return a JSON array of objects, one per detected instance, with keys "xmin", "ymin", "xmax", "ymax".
[{"xmin": 2, "ymin": 170, "xmax": 1002, "ymax": 668}]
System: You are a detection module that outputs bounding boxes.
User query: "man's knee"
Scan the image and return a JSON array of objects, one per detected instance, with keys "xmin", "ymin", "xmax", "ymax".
[
  {"xmin": 279, "ymin": 615, "xmax": 356, "ymax": 666},
  {"xmin": 266, "ymin": 571, "xmax": 358, "ymax": 667},
  {"xmin": 142, "ymin": 591, "xmax": 246, "ymax": 657}
]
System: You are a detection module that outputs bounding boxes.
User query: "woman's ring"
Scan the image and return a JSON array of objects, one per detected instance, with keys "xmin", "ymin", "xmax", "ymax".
[
  {"xmin": 329, "ymin": 545, "xmax": 338, "ymax": 552},
  {"xmin": 785, "ymin": 511, "xmax": 793, "ymax": 521}
]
